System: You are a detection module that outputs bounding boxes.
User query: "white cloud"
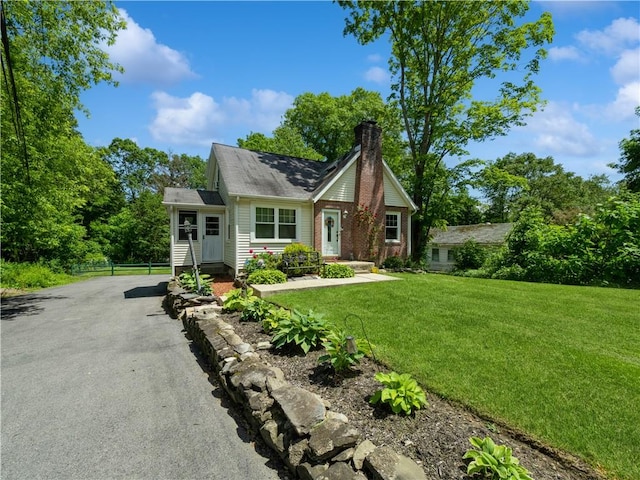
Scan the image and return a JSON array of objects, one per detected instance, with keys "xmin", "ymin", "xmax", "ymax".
[
  {"xmin": 610, "ymin": 47, "xmax": 640, "ymax": 85},
  {"xmin": 548, "ymin": 45, "xmax": 583, "ymax": 62},
  {"xmin": 605, "ymin": 81, "xmax": 640, "ymax": 120},
  {"xmin": 148, "ymin": 89, "xmax": 293, "ymax": 146},
  {"xmin": 106, "ymin": 9, "xmax": 197, "ymax": 86},
  {"xmin": 576, "ymin": 17, "xmax": 640, "ymax": 55},
  {"xmin": 364, "ymin": 66, "xmax": 389, "ymax": 84},
  {"xmin": 525, "ymin": 102, "xmax": 601, "ymax": 157},
  {"xmin": 367, "ymin": 54, "xmax": 383, "ymax": 63},
  {"xmin": 149, "ymin": 92, "xmax": 223, "ymax": 146}
]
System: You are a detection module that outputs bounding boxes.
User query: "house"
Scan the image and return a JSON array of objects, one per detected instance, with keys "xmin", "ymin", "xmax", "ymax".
[
  {"xmin": 163, "ymin": 121, "xmax": 417, "ymax": 277},
  {"xmin": 427, "ymin": 223, "xmax": 513, "ymax": 272}
]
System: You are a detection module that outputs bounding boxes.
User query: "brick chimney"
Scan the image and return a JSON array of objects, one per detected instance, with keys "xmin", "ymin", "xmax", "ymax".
[{"xmin": 352, "ymin": 120, "xmax": 385, "ymax": 261}]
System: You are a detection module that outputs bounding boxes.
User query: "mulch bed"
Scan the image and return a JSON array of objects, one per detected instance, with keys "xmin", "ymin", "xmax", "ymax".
[{"xmin": 198, "ymin": 278, "xmax": 601, "ymax": 479}]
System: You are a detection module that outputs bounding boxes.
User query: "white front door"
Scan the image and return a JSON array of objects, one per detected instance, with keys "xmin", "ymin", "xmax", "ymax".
[
  {"xmin": 322, "ymin": 209, "xmax": 340, "ymax": 256},
  {"xmin": 202, "ymin": 215, "xmax": 222, "ymax": 262}
]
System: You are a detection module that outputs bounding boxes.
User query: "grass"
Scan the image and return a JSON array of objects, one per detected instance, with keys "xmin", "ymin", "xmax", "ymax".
[
  {"xmin": 269, "ymin": 273, "xmax": 640, "ymax": 480},
  {"xmin": 0, "ymin": 261, "xmax": 170, "ymax": 293}
]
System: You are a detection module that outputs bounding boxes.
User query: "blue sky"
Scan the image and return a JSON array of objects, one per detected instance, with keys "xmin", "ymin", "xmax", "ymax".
[{"xmin": 77, "ymin": 1, "xmax": 640, "ymax": 182}]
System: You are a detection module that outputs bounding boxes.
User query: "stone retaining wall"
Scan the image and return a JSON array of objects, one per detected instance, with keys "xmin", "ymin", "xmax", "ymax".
[{"xmin": 166, "ymin": 285, "xmax": 427, "ymax": 480}]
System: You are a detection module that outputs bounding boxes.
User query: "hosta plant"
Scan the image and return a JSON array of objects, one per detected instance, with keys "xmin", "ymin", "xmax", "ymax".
[
  {"xmin": 463, "ymin": 436, "xmax": 534, "ymax": 480},
  {"xmin": 241, "ymin": 298, "xmax": 273, "ymax": 323},
  {"xmin": 178, "ymin": 270, "xmax": 212, "ymax": 295},
  {"xmin": 262, "ymin": 306, "xmax": 291, "ymax": 333},
  {"xmin": 223, "ymin": 287, "xmax": 257, "ymax": 312},
  {"xmin": 271, "ymin": 309, "xmax": 330, "ymax": 354},
  {"xmin": 369, "ymin": 371, "xmax": 428, "ymax": 415},
  {"xmin": 318, "ymin": 329, "xmax": 372, "ymax": 372},
  {"xmin": 320, "ymin": 263, "xmax": 355, "ymax": 279}
]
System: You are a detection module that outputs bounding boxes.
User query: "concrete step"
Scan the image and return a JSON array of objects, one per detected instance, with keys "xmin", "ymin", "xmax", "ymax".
[{"xmin": 330, "ymin": 260, "xmax": 375, "ymax": 274}]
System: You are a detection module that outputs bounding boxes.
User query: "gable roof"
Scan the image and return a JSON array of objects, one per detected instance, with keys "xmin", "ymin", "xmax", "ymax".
[
  {"xmin": 163, "ymin": 187, "xmax": 224, "ymax": 207},
  {"xmin": 430, "ymin": 223, "xmax": 513, "ymax": 246},
  {"xmin": 211, "ymin": 143, "xmax": 329, "ymax": 200}
]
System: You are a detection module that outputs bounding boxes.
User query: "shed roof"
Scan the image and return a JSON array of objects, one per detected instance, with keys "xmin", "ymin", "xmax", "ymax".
[
  {"xmin": 430, "ymin": 223, "xmax": 513, "ymax": 246},
  {"xmin": 211, "ymin": 143, "xmax": 332, "ymax": 199},
  {"xmin": 162, "ymin": 187, "xmax": 225, "ymax": 206}
]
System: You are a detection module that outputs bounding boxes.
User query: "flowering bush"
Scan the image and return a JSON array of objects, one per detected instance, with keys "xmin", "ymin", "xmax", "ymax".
[{"xmin": 244, "ymin": 246, "xmax": 278, "ymax": 274}]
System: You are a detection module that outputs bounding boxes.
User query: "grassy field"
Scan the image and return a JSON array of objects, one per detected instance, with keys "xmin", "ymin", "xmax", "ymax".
[{"xmin": 269, "ymin": 273, "xmax": 640, "ymax": 480}]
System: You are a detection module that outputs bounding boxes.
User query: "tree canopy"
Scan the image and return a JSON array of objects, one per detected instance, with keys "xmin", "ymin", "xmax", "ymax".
[
  {"xmin": 339, "ymin": 0, "xmax": 554, "ymax": 259},
  {"xmin": 237, "ymin": 88, "xmax": 406, "ymax": 167},
  {"xmin": 1, "ymin": 1, "xmax": 124, "ymax": 265},
  {"xmin": 609, "ymin": 107, "xmax": 640, "ymax": 193}
]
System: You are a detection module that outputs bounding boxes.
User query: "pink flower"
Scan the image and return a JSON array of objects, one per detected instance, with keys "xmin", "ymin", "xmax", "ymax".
[
  {"xmin": 253, "ymin": 254, "xmax": 258, "ymax": 259},
  {"xmin": 249, "ymin": 249, "xmax": 254, "ymax": 254},
  {"xmin": 263, "ymin": 246, "xmax": 267, "ymax": 250}
]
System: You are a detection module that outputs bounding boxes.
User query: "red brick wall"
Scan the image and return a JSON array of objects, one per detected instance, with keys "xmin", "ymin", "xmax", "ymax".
[{"xmin": 352, "ymin": 121, "xmax": 385, "ymax": 261}]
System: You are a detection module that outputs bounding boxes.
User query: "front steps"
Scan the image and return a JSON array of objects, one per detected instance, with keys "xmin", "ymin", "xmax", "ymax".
[{"xmin": 329, "ymin": 260, "xmax": 375, "ymax": 274}]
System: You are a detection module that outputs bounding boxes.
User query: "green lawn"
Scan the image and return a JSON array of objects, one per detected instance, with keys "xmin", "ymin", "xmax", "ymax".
[{"xmin": 269, "ymin": 273, "xmax": 640, "ymax": 480}]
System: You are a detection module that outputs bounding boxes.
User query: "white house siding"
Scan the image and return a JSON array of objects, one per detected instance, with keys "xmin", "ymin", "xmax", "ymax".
[
  {"xmin": 173, "ymin": 240, "xmax": 202, "ymax": 267},
  {"xmin": 428, "ymin": 245, "xmax": 456, "ymax": 272},
  {"xmin": 236, "ymin": 198, "xmax": 314, "ymax": 273},
  {"xmin": 383, "ymin": 170, "xmax": 407, "ymax": 207},
  {"xmin": 224, "ymin": 200, "xmax": 237, "ymax": 272},
  {"xmin": 323, "ymin": 162, "xmax": 356, "ymax": 202}
]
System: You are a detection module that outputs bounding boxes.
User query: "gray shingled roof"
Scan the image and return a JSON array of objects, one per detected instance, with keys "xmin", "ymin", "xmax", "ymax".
[
  {"xmin": 430, "ymin": 223, "xmax": 513, "ymax": 246},
  {"xmin": 163, "ymin": 187, "xmax": 225, "ymax": 206},
  {"xmin": 212, "ymin": 143, "xmax": 344, "ymax": 199}
]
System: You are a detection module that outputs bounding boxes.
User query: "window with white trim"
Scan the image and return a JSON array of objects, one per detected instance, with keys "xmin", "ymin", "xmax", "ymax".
[
  {"xmin": 254, "ymin": 206, "xmax": 297, "ymax": 240},
  {"xmin": 385, "ymin": 212, "xmax": 401, "ymax": 241},
  {"xmin": 447, "ymin": 249, "xmax": 456, "ymax": 262},
  {"xmin": 178, "ymin": 210, "xmax": 198, "ymax": 241},
  {"xmin": 431, "ymin": 248, "xmax": 440, "ymax": 262}
]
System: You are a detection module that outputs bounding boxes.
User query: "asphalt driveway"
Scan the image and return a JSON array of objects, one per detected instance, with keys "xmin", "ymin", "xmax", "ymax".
[{"xmin": 1, "ymin": 276, "xmax": 281, "ymax": 480}]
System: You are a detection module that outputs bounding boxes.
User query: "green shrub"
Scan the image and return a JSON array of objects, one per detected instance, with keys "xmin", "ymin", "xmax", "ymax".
[
  {"xmin": 382, "ymin": 255, "xmax": 404, "ymax": 270},
  {"xmin": 241, "ymin": 298, "xmax": 274, "ymax": 322},
  {"xmin": 463, "ymin": 436, "xmax": 533, "ymax": 480},
  {"xmin": 320, "ymin": 263, "xmax": 355, "ymax": 279},
  {"xmin": 178, "ymin": 270, "xmax": 212, "ymax": 295},
  {"xmin": 271, "ymin": 309, "xmax": 330, "ymax": 354},
  {"xmin": 223, "ymin": 287, "xmax": 258, "ymax": 312},
  {"xmin": 247, "ymin": 269, "xmax": 287, "ymax": 285},
  {"xmin": 0, "ymin": 261, "xmax": 73, "ymax": 289},
  {"xmin": 454, "ymin": 239, "xmax": 487, "ymax": 271},
  {"xmin": 262, "ymin": 306, "xmax": 291, "ymax": 333},
  {"xmin": 318, "ymin": 329, "xmax": 372, "ymax": 372},
  {"xmin": 369, "ymin": 371, "xmax": 428, "ymax": 415}
]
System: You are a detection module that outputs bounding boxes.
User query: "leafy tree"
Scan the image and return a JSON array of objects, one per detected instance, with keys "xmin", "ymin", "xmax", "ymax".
[
  {"xmin": 282, "ymin": 88, "xmax": 405, "ymax": 165},
  {"xmin": 338, "ymin": 1, "xmax": 554, "ymax": 260},
  {"xmin": 239, "ymin": 88, "xmax": 406, "ymax": 167},
  {"xmin": 238, "ymin": 125, "xmax": 324, "ymax": 160},
  {"xmin": 152, "ymin": 152, "xmax": 207, "ymax": 194},
  {"xmin": 1, "ymin": 1, "xmax": 124, "ymax": 267},
  {"xmin": 609, "ymin": 107, "xmax": 640, "ymax": 193},
  {"xmin": 477, "ymin": 153, "xmax": 615, "ymax": 223},
  {"xmin": 99, "ymin": 138, "xmax": 169, "ymax": 201}
]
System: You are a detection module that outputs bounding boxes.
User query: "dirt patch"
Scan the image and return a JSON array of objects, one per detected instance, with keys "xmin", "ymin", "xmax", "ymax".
[{"xmin": 220, "ymin": 311, "xmax": 602, "ymax": 480}]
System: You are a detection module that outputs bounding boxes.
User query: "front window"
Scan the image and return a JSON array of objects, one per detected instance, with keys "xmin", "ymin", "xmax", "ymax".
[
  {"xmin": 447, "ymin": 249, "xmax": 455, "ymax": 262},
  {"xmin": 178, "ymin": 210, "xmax": 198, "ymax": 241},
  {"xmin": 385, "ymin": 212, "xmax": 401, "ymax": 241},
  {"xmin": 255, "ymin": 207, "xmax": 275, "ymax": 238},
  {"xmin": 254, "ymin": 206, "xmax": 298, "ymax": 240},
  {"xmin": 279, "ymin": 208, "xmax": 297, "ymax": 239},
  {"xmin": 431, "ymin": 248, "xmax": 440, "ymax": 262}
]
